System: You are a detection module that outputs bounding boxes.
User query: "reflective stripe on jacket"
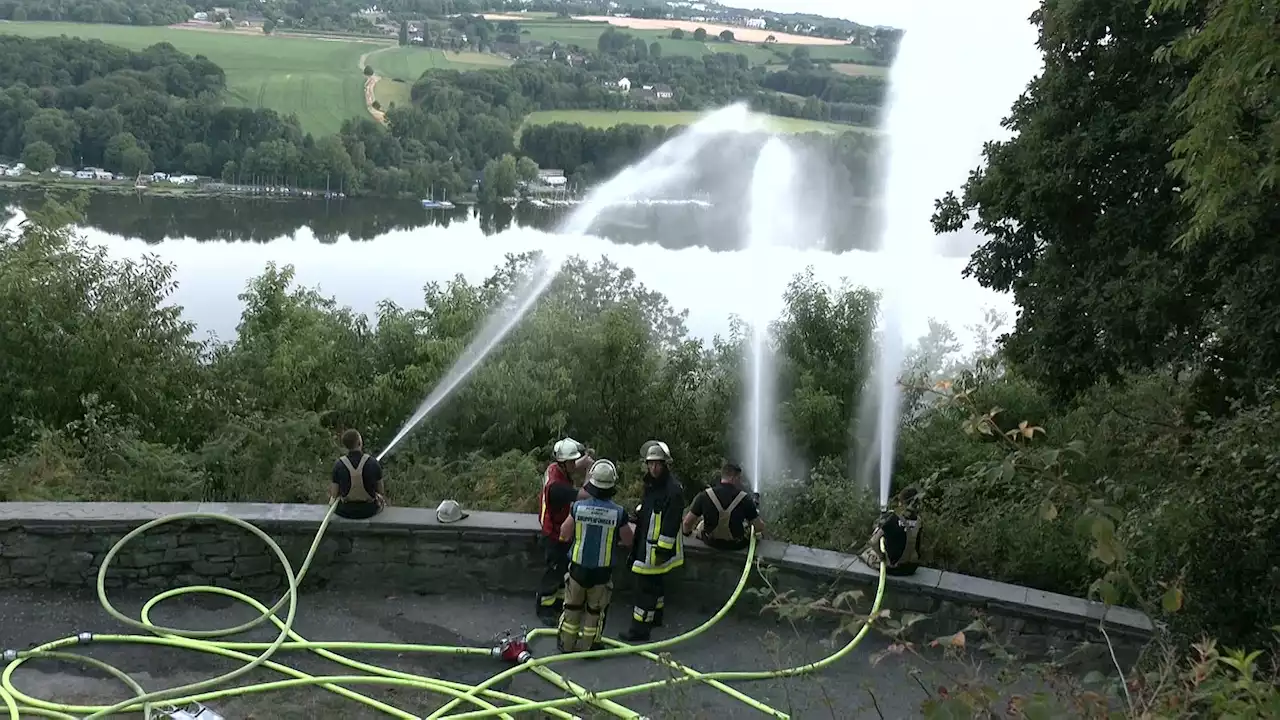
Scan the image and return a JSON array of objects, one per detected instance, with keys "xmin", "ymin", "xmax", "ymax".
[{"xmin": 631, "ymin": 470, "xmax": 684, "ymax": 575}]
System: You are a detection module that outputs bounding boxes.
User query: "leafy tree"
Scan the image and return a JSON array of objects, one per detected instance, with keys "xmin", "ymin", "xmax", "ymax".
[
  {"xmin": 719, "ymin": 30, "xmax": 735, "ymax": 42},
  {"xmin": 399, "ymin": 20, "xmax": 409, "ymax": 46},
  {"xmin": 649, "ymin": 41, "xmax": 662, "ymax": 59},
  {"xmin": 693, "ymin": 27, "xmax": 707, "ymax": 41},
  {"xmin": 21, "ymin": 140, "xmax": 55, "ymax": 172},
  {"xmin": 515, "ymin": 155, "xmax": 539, "ymax": 185},
  {"xmin": 670, "ymin": 28, "xmax": 684, "ymax": 40},
  {"xmin": 1149, "ymin": 0, "xmax": 1279, "ymax": 248},
  {"xmin": 120, "ymin": 145, "xmax": 153, "ymax": 176},
  {"xmin": 480, "ymin": 153, "xmax": 518, "ymax": 202},
  {"xmin": 364, "ymin": 65, "xmax": 375, "ymax": 76},
  {"xmin": 931, "ymin": 1, "xmax": 1214, "ymax": 404},
  {"xmin": 263, "ymin": 18, "xmax": 276, "ymax": 34}
]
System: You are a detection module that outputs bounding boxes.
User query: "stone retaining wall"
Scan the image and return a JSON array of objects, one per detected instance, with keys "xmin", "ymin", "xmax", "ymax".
[{"xmin": 0, "ymin": 502, "xmax": 1153, "ymax": 666}]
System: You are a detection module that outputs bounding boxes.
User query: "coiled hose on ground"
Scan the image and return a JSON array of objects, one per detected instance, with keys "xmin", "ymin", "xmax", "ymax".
[{"xmin": 0, "ymin": 502, "xmax": 888, "ymax": 719}]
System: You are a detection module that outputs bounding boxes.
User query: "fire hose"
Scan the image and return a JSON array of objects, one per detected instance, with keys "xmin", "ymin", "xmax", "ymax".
[{"xmin": 0, "ymin": 502, "xmax": 889, "ymax": 719}]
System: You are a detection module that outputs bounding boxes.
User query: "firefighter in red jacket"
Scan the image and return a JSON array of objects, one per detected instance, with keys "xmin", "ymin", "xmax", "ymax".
[{"xmin": 536, "ymin": 437, "xmax": 593, "ymax": 622}]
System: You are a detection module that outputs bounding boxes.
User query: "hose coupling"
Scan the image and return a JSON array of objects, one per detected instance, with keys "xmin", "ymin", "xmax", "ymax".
[
  {"xmin": 2, "ymin": 649, "xmax": 17, "ymax": 661},
  {"xmin": 77, "ymin": 631, "xmax": 94, "ymax": 643}
]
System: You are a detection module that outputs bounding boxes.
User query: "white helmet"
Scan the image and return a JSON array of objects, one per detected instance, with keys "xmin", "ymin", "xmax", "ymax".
[
  {"xmin": 642, "ymin": 440, "xmax": 671, "ymax": 463},
  {"xmin": 436, "ymin": 499, "xmax": 468, "ymax": 524},
  {"xmin": 587, "ymin": 459, "xmax": 618, "ymax": 490},
  {"xmin": 553, "ymin": 438, "xmax": 584, "ymax": 463}
]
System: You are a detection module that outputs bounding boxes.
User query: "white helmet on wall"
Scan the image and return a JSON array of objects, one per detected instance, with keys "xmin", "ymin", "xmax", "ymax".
[
  {"xmin": 436, "ymin": 499, "xmax": 468, "ymax": 524},
  {"xmin": 587, "ymin": 459, "xmax": 618, "ymax": 490},
  {"xmin": 553, "ymin": 437, "xmax": 584, "ymax": 463},
  {"xmin": 641, "ymin": 440, "xmax": 671, "ymax": 463}
]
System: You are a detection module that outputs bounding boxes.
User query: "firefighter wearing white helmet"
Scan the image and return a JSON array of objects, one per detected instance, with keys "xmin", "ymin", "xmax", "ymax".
[
  {"xmin": 536, "ymin": 437, "xmax": 595, "ymax": 621},
  {"xmin": 620, "ymin": 440, "xmax": 684, "ymax": 642},
  {"xmin": 556, "ymin": 459, "xmax": 634, "ymax": 652}
]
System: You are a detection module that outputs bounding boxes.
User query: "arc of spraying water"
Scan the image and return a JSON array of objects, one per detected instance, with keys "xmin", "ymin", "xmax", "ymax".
[{"xmin": 377, "ymin": 104, "xmax": 769, "ymax": 462}]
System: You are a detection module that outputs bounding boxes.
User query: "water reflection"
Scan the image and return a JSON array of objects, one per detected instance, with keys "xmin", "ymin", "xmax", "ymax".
[
  {"xmin": 0, "ymin": 189, "xmax": 993, "ymax": 256},
  {"xmin": 0, "ymin": 189, "xmax": 897, "ymax": 254},
  {"xmin": 0, "ymin": 188, "xmax": 1006, "ymax": 345}
]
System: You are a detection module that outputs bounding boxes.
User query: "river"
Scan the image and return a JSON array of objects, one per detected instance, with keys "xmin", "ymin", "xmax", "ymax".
[{"xmin": 0, "ymin": 190, "xmax": 1009, "ymax": 347}]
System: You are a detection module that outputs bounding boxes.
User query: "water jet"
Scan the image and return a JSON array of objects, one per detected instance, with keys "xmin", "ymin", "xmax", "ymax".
[{"xmin": 378, "ymin": 104, "xmax": 766, "ymax": 461}]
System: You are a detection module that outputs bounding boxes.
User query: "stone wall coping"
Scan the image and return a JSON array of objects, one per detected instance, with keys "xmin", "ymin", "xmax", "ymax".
[{"xmin": 0, "ymin": 501, "xmax": 1153, "ymax": 636}]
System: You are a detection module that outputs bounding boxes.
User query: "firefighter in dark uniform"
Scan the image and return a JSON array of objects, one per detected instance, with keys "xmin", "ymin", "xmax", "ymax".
[
  {"xmin": 860, "ymin": 486, "xmax": 924, "ymax": 576},
  {"xmin": 619, "ymin": 440, "xmax": 684, "ymax": 642}
]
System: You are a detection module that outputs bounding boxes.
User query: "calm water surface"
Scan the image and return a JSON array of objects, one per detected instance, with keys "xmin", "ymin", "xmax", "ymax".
[{"xmin": 1, "ymin": 191, "xmax": 1009, "ymax": 345}]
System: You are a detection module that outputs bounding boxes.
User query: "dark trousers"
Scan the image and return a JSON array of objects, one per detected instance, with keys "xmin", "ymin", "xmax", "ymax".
[
  {"xmin": 628, "ymin": 571, "xmax": 666, "ymax": 630},
  {"xmin": 536, "ymin": 535, "xmax": 571, "ymax": 612},
  {"xmin": 334, "ymin": 500, "xmax": 381, "ymax": 520}
]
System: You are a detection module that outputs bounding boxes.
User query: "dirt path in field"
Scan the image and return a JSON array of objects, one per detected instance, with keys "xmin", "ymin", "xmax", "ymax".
[{"xmin": 358, "ymin": 47, "xmax": 391, "ymax": 124}]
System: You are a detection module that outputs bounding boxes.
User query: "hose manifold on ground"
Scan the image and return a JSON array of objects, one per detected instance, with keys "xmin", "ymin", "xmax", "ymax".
[{"xmin": 0, "ymin": 505, "xmax": 889, "ymax": 720}]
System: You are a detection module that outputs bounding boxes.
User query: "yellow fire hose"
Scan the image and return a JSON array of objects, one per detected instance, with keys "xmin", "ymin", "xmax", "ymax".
[{"xmin": 0, "ymin": 502, "xmax": 888, "ymax": 719}]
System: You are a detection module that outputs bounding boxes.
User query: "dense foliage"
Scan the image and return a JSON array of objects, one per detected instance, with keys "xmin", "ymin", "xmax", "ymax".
[
  {"xmin": 1, "ymin": 0, "xmax": 1278, "ymax": 713},
  {"xmin": 0, "ymin": 35, "xmax": 317, "ymax": 180},
  {"xmin": 0, "ymin": 0, "xmax": 193, "ymax": 25}
]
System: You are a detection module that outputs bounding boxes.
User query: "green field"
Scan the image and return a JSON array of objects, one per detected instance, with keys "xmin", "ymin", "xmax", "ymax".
[
  {"xmin": 367, "ymin": 46, "xmax": 511, "ymax": 111},
  {"xmin": 832, "ymin": 62, "xmax": 889, "ymax": 77},
  {"xmin": 0, "ymin": 21, "xmax": 387, "ymax": 135},
  {"xmin": 367, "ymin": 46, "xmax": 511, "ymax": 82},
  {"xmin": 509, "ymin": 18, "xmax": 873, "ymax": 67},
  {"xmin": 519, "ymin": 109, "xmax": 874, "ymax": 137}
]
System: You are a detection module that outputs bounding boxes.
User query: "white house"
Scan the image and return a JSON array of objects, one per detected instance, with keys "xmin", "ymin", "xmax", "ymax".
[
  {"xmin": 93, "ymin": 169, "xmax": 113, "ymax": 180},
  {"xmin": 152, "ymin": 172, "xmax": 169, "ymax": 181},
  {"xmin": 745, "ymin": 18, "xmax": 767, "ymax": 29},
  {"xmin": 169, "ymin": 174, "xmax": 199, "ymax": 185},
  {"xmin": 616, "ymin": 77, "xmax": 631, "ymax": 91},
  {"xmin": 193, "ymin": 11, "xmax": 208, "ymax": 20},
  {"xmin": 75, "ymin": 169, "xmax": 95, "ymax": 179}
]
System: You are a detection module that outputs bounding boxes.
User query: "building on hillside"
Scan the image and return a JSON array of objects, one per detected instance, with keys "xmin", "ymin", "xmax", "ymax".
[
  {"xmin": 616, "ymin": 77, "xmax": 632, "ymax": 91},
  {"xmin": 746, "ymin": 18, "xmax": 767, "ymax": 29},
  {"xmin": 654, "ymin": 84, "xmax": 674, "ymax": 100},
  {"xmin": 537, "ymin": 169, "xmax": 567, "ymax": 187},
  {"xmin": 192, "ymin": 11, "xmax": 208, "ymax": 20}
]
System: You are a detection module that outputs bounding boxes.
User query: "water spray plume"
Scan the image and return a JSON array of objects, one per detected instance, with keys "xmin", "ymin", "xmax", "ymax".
[
  {"xmin": 742, "ymin": 137, "xmax": 795, "ymax": 494},
  {"xmin": 863, "ymin": 3, "xmax": 1042, "ymax": 509},
  {"xmin": 378, "ymin": 104, "xmax": 764, "ymax": 462}
]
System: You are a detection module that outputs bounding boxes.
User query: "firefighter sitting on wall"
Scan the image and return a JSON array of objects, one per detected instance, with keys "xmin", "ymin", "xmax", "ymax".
[
  {"xmin": 557, "ymin": 459, "xmax": 633, "ymax": 652},
  {"xmin": 329, "ymin": 429, "xmax": 387, "ymax": 520},
  {"xmin": 536, "ymin": 437, "xmax": 594, "ymax": 622},
  {"xmin": 619, "ymin": 440, "xmax": 684, "ymax": 642},
  {"xmin": 859, "ymin": 486, "xmax": 924, "ymax": 576},
  {"xmin": 682, "ymin": 462, "xmax": 765, "ymax": 551}
]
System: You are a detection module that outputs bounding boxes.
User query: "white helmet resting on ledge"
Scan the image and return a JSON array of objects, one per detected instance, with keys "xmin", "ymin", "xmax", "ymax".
[
  {"xmin": 553, "ymin": 437, "xmax": 584, "ymax": 463},
  {"xmin": 436, "ymin": 499, "xmax": 469, "ymax": 524}
]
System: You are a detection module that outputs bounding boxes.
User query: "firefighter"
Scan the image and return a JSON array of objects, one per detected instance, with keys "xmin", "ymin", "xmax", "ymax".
[
  {"xmin": 557, "ymin": 459, "xmax": 633, "ymax": 652},
  {"xmin": 536, "ymin": 437, "xmax": 589, "ymax": 622},
  {"xmin": 860, "ymin": 486, "xmax": 924, "ymax": 576},
  {"xmin": 329, "ymin": 429, "xmax": 386, "ymax": 520},
  {"xmin": 619, "ymin": 440, "xmax": 684, "ymax": 642},
  {"xmin": 682, "ymin": 462, "xmax": 765, "ymax": 551}
]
